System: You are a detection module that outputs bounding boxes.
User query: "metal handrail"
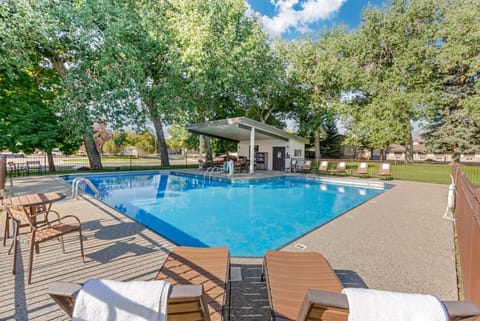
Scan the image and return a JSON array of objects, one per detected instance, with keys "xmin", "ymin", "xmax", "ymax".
[{"xmin": 72, "ymin": 177, "xmax": 100, "ymax": 199}]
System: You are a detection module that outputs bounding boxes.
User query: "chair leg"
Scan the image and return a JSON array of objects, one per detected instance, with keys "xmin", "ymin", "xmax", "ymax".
[
  {"xmin": 78, "ymin": 229, "xmax": 85, "ymax": 263},
  {"xmin": 3, "ymin": 214, "xmax": 9, "ymax": 246},
  {"xmin": 12, "ymin": 224, "xmax": 19, "ymax": 274},
  {"xmin": 28, "ymin": 239, "xmax": 35, "ymax": 284},
  {"xmin": 60, "ymin": 235, "xmax": 65, "ymax": 253}
]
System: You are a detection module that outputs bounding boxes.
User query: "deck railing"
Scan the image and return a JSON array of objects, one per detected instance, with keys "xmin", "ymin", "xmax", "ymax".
[{"xmin": 452, "ymin": 162, "xmax": 480, "ymax": 307}]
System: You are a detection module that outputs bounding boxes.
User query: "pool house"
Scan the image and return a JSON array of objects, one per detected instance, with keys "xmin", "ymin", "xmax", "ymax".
[{"xmin": 186, "ymin": 117, "xmax": 308, "ymax": 173}]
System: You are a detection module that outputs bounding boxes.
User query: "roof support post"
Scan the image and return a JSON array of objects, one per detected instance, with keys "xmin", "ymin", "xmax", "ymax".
[
  {"xmin": 249, "ymin": 127, "xmax": 255, "ymax": 174},
  {"xmin": 199, "ymin": 135, "xmax": 203, "ymax": 169}
]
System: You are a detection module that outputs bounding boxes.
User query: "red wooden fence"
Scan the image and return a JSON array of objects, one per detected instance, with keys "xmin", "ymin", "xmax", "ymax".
[{"xmin": 452, "ymin": 162, "xmax": 480, "ymax": 307}]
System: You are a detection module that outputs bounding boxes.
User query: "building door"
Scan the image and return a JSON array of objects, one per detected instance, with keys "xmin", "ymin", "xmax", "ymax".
[{"xmin": 272, "ymin": 147, "xmax": 286, "ymax": 171}]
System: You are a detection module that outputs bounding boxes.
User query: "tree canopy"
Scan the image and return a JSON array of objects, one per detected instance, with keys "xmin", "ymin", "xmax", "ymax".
[{"xmin": 1, "ymin": 0, "xmax": 479, "ymax": 163}]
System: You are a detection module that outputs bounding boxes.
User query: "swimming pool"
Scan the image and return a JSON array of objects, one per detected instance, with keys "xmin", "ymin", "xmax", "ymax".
[{"xmin": 64, "ymin": 171, "xmax": 385, "ymax": 256}]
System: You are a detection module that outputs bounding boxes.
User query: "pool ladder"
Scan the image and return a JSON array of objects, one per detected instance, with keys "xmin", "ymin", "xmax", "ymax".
[
  {"xmin": 72, "ymin": 177, "xmax": 101, "ymax": 199},
  {"xmin": 203, "ymin": 167, "xmax": 223, "ymax": 180}
]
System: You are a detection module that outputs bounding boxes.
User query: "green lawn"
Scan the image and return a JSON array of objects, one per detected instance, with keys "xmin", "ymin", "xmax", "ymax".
[{"xmin": 312, "ymin": 160, "xmax": 480, "ymax": 186}]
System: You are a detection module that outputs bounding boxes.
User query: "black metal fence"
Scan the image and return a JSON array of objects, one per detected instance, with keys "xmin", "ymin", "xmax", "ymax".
[
  {"xmin": 3, "ymin": 154, "xmax": 480, "ymax": 186},
  {"xmin": 309, "ymin": 158, "xmax": 480, "ymax": 186},
  {"xmin": 2, "ymin": 154, "xmax": 200, "ymax": 176}
]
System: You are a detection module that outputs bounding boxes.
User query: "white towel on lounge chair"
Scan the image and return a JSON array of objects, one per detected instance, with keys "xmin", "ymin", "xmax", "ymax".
[
  {"xmin": 342, "ymin": 287, "xmax": 448, "ymax": 321},
  {"xmin": 72, "ymin": 279, "xmax": 171, "ymax": 321}
]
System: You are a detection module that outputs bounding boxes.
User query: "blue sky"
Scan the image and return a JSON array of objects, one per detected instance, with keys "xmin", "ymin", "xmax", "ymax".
[{"xmin": 246, "ymin": 0, "xmax": 389, "ymax": 38}]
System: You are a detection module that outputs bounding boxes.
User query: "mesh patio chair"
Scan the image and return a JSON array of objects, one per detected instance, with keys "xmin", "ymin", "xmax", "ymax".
[{"xmin": 7, "ymin": 204, "xmax": 84, "ymax": 284}]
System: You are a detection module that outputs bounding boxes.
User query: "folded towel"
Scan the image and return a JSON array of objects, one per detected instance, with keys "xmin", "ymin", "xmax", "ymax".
[
  {"xmin": 342, "ymin": 287, "xmax": 448, "ymax": 321},
  {"xmin": 72, "ymin": 279, "xmax": 171, "ymax": 321}
]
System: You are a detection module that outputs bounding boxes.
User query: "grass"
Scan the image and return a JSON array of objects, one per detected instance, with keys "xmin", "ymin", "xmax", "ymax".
[
  {"xmin": 312, "ymin": 160, "xmax": 480, "ymax": 186},
  {"xmin": 62, "ymin": 156, "xmax": 157, "ymax": 164}
]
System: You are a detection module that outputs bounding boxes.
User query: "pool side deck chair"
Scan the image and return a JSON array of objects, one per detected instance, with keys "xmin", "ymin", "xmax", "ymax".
[
  {"xmin": 48, "ymin": 282, "xmax": 212, "ymax": 321},
  {"xmin": 331, "ymin": 161, "xmax": 347, "ymax": 176},
  {"xmin": 297, "ymin": 160, "xmax": 312, "ymax": 173},
  {"xmin": 48, "ymin": 246, "xmax": 230, "ymax": 321},
  {"xmin": 296, "ymin": 290, "xmax": 480, "ymax": 321},
  {"xmin": 352, "ymin": 162, "xmax": 369, "ymax": 178},
  {"xmin": 316, "ymin": 160, "xmax": 329, "ymax": 175},
  {"xmin": 263, "ymin": 250, "xmax": 480, "ymax": 321},
  {"xmin": 263, "ymin": 250, "xmax": 343, "ymax": 321},
  {"xmin": 155, "ymin": 246, "xmax": 230, "ymax": 321},
  {"xmin": 378, "ymin": 162, "xmax": 392, "ymax": 179}
]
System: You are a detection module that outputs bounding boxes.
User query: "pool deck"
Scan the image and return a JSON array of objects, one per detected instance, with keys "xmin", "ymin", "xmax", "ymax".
[{"xmin": 0, "ymin": 171, "xmax": 457, "ymax": 320}]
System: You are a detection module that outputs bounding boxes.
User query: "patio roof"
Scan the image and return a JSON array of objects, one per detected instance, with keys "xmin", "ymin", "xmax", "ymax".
[{"xmin": 186, "ymin": 117, "xmax": 308, "ymax": 144}]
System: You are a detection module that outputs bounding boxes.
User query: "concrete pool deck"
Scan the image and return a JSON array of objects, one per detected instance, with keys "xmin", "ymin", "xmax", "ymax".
[{"xmin": 0, "ymin": 172, "xmax": 457, "ymax": 320}]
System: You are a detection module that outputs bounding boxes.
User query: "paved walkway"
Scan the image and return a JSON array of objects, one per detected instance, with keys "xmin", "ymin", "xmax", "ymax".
[{"xmin": 0, "ymin": 173, "xmax": 457, "ymax": 320}]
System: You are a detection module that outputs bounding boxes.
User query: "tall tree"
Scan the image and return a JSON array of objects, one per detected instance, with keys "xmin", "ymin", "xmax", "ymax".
[
  {"xmin": 344, "ymin": 0, "xmax": 441, "ymax": 160},
  {"xmin": 423, "ymin": 0, "xmax": 480, "ymax": 154},
  {"xmin": 286, "ymin": 28, "xmax": 353, "ymax": 158}
]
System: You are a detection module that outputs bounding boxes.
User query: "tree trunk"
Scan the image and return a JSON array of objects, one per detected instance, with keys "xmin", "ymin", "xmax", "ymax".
[
  {"xmin": 47, "ymin": 152, "xmax": 56, "ymax": 172},
  {"xmin": 84, "ymin": 134, "xmax": 103, "ymax": 170},
  {"xmin": 314, "ymin": 133, "xmax": 321, "ymax": 159},
  {"xmin": 405, "ymin": 132, "xmax": 414, "ymax": 162},
  {"xmin": 151, "ymin": 117, "xmax": 170, "ymax": 166},
  {"xmin": 380, "ymin": 149, "xmax": 385, "ymax": 160},
  {"xmin": 145, "ymin": 100, "xmax": 169, "ymax": 167},
  {"xmin": 204, "ymin": 136, "xmax": 212, "ymax": 161}
]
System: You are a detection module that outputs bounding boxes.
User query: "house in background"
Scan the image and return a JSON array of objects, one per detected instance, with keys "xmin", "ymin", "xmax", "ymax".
[
  {"xmin": 460, "ymin": 150, "xmax": 480, "ymax": 163},
  {"xmin": 187, "ymin": 117, "xmax": 308, "ymax": 173}
]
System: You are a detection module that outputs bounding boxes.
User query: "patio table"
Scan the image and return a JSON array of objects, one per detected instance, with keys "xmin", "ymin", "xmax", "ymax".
[{"xmin": 4, "ymin": 192, "xmax": 66, "ymax": 246}]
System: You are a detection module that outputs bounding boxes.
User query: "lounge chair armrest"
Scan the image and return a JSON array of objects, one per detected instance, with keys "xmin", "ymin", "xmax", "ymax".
[
  {"xmin": 444, "ymin": 301, "xmax": 480, "ymax": 321},
  {"xmin": 296, "ymin": 289, "xmax": 348, "ymax": 321},
  {"xmin": 47, "ymin": 281, "xmax": 82, "ymax": 317},
  {"xmin": 48, "ymin": 281, "xmax": 82, "ymax": 297},
  {"xmin": 169, "ymin": 284, "xmax": 203, "ymax": 298},
  {"xmin": 296, "ymin": 290, "xmax": 480, "ymax": 321}
]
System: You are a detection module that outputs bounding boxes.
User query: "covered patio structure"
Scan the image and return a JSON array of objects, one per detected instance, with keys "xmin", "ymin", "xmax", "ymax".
[{"xmin": 186, "ymin": 117, "xmax": 308, "ymax": 174}]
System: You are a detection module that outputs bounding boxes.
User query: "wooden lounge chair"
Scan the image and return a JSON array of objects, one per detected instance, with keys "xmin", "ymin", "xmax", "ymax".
[
  {"xmin": 264, "ymin": 250, "xmax": 480, "ymax": 321},
  {"xmin": 48, "ymin": 246, "xmax": 230, "ymax": 321},
  {"xmin": 298, "ymin": 160, "xmax": 312, "ymax": 173},
  {"xmin": 155, "ymin": 246, "xmax": 230, "ymax": 321},
  {"xmin": 263, "ymin": 250, "xmax": 343, "ymax": 321},
  {"xmin": 296, "ymin": 289, "xmax": 480, "ymax": 321},
  {"xmin": 331, "ymin": 161, "xmax": 347, "ymax": 176},
  {"xmin": 316, "ymin": 160, "xmax": 329, "ymax": 175},
  {"xmin": 352, "ymin": 162, "xmax": 369, "ymax": 177},
  {"xmin": 48, "ymin": 282, "xmax": 212, "ymax": 321},
  {"xmin": 378, "ymin": 163, "xmax": 392, "ymax": 179},
  {"xmin": 7, "ymin": 204, "xmax": 84, "ymax": 284}
]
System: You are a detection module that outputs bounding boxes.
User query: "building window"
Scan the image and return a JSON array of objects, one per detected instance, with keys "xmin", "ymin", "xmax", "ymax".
[{"xmin": 294, "ymin": 149, "xmax": 302, "ymax": 157}]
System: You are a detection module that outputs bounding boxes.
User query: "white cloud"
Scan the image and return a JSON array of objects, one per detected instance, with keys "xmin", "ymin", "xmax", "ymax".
[{"xmin": 250, "ymin": 0, "xmax": 346, "ymax": 38}]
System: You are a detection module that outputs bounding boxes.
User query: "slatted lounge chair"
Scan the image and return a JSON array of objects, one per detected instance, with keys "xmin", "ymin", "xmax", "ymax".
[
  {"xmin": 378, "ymin": 163, "xmax": 392, "ymax": 179},
  {"xmin": 263, "ymin": 250, "xmax": 343, "ymax": 321},
  {"xmin": 48, "ymin": 246, "xmax": 230, "ymax": 321},
  {"xmin": 316, "ymin": 161, "xmax": 329, "ymax": 175},
  {"xmin": 298, "ymin": 160, "xmax": 312, "ymax": 173},
  {"xmin": 48, "ymin": 282, "xmax": 212, "ymax": 321},
  {"xmin": 264, "ymin": 250, "xmax": 480, "ymax": 321},
  {"xmin": 155, "ymin": 246, "xmax": 230, "ymax": 321},
  {"xmin": 296, "ymin": 289, "xmax": 480, "ymax": 321},
  {"xmin": 352, "ymin": 162, "xmax": 369, "ymax": 177},
  {"xmin": 331, "ymin": 161, "xmax": 347, "ymax": 176}
]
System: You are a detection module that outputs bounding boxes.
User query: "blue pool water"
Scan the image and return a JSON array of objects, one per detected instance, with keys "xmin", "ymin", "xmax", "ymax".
[{"xmin": 64, "ymin": 172, "xmax": 384, "ymax": 256}]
